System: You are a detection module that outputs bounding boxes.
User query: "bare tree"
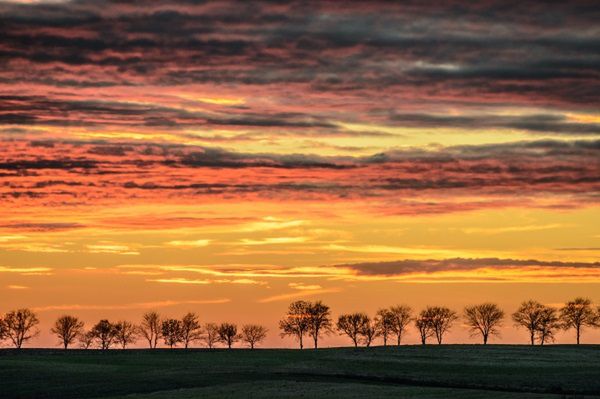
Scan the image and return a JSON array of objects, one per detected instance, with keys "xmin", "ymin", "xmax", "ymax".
[
  {"xmin": 415, "ymin": 311, "xmax": 434, "ymax": 345},
  {"xmin": 203, "ymin": 322, "xmax": 220, "ymax": 349},
  {"xmin": 337, "ymin": 313, "xmax": 368, "ymax": 348},
  {"xmin": 306, "ymin": 301, "xmax": 333, "ymax": 349},
  {"xmin": 91, "ymin": 319, "xmax": 117, "ymax": 350},
  {"xmin": 241, "ymin": 324, "xmax": 268, "ymax": 349},
  {"xmin": 114, "ymin": 320, "xmax": 138, "ymax": 349},
  {"xmin": 161, "ymin": 318, "xmax": 184, "ymax": 348},
  {"xmin": 51, "ymin": 315, "xmax": 84, "ymax": 349},
  {"xmin": 0, "ymin": 316, "xmax": 6, "ymax": 342},
  {"xmin": 360, "ymin": 316, "xmax": 380, "ymax": 347},
  {"xmin": 78, "ymin": 330, "xmax": 95, "ymax": 349},
  {"xmin": 389, "ymin": 305, "xmax": 413, "ymax": 345},
  {"xmin": 217, "ymin": 322, "xmax": 239, "ymax": 349},
  {"xmin": 279, "ymin": 300, "xmax": 310, "ymax": 349},
  {"xmin": 424, "ymin": 306, "xmax": 457, "ymax": 344},
  {"xmin": 463, "ymin": 303, "xmax": 505, "ymax": 344},
  {"xmin": 560, "ymin": 297, "xmax": 597, "ymax": 344},
  {"xmin": 512, "ymin": 300, "xmax": 545, "ymax": 345},
  {"xmin": 537, "ymin": 306, "xmax": 561, "ymax": 345},
  {"xmin": 181, "ymin": 312, "xmax": 203, "ymax": 349},
  {"xmin": 139, "ymin": 311, "xmax": 161, "ymax": 349},
  {"xmin": 375, "ymin": 308, "xmax": 394, "ymax": 346},
  {"xmin": 3, "ymin": 308, "xmax": 40, "ymax": 348}
]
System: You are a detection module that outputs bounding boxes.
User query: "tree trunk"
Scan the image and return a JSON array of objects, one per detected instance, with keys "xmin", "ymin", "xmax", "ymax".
[
  {"xmin": 483, "ymin": 334, "xmax": 488, "ymax": 345},
  {"xmin": 530, "ymin": 331, "xmax": 535, "ymax": 346},
  {"xmin": 576, "ymin": 327, "xmax": 580, "ymax": 345},
  {"xmin": 314, "ymin": 335, "xmax": 318, "ymax": 349}
]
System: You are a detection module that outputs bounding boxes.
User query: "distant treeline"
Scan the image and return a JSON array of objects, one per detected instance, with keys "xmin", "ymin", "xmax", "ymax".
[{"xmin": 1, "ymin": 298, "xmax": 598, "ymax": 349}]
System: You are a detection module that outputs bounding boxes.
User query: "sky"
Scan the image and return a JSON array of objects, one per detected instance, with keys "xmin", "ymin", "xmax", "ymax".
[{"xmin": 0, "ymin": 0, "xmax": 599, "ymax": 348}]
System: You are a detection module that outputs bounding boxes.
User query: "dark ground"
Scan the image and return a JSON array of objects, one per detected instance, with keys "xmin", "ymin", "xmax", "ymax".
[{"xmin": 1, "ymin": 345, "xmax": 599, "ymax": 398}]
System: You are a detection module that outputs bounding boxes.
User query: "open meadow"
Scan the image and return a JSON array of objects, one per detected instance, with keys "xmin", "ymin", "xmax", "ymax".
[{"xmin": 2, "ymin": 345, "xmax": 600, "ymax": 399}]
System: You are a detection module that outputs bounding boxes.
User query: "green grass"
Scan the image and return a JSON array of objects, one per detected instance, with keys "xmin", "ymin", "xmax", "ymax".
[{"xmin": 1, "ymin": 345, "xmax": 599, "ymax": 398}]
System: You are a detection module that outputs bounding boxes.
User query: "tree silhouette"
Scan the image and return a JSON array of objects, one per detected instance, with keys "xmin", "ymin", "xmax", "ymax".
[
  {"xmin": 139, "ymin": 311, "xmax": 161, "ymax": 349},
  {"xmin": 560, "ymin": 297, "xmax": 597, "ymax": 344},
  {"xmin": 337, "ymin": 313, "xmax": 368, "ymax": 348},
  {"xmin": 388, "ymin": 305, "xmax": 413, "ymax": 345},
  {"xmin": 3, "ymin": 308, "xmax": 39, "ymax": 348},
  {"xmin": 422, "ymin": 306, "xmax": 457, "ymax": 344},
  {"xmin": 537, "ymin": 306, "xmax": 561, "ymax": 345},
  {"xmin": 91, "ymin": 320, "xmax": 117, "ymax": 350},
  {"xmin": 241, "ymin": 324, "xmax": 268, "ymax": 349},
  {"xmin": 360, "ymin": 316, "xmax": 380, "ymax": 347},
  {"xmin": 203, "ymin": 322, "xmax": 220, "ymax": 349},
  {"xmin": 51, "ymin": 315, "xmax": 84, "ymax": 349},
  {"xmin": 161, "ymin": 319, "xmax": 184, "ymax": 348},
  {"xmin": 463, "ymin": 303, "xmax": 504, "ymax": 344},
  {"xmin": 279, "ymin": 300, "xmax": 310, "ymax": 349},
  {"xmin": 217, "ymin": 322, "xmax": 239, "ymax": 349},
  {"xmin": 306, "ymin": 301, "xmax": 333, "ymax": 349},
  {"xmin": 181, "ymin": 312, "xmax": 203, "ymax": 349},
  {"xmin": 512, "ymin": 300, "xmax": 545, "ymax": 345},
  {"xmin": 0, "ymin": 317, "xmax": 6, "ymax": 341},
  {"xmin": 78, "ymin": 330, "xmax": 95, "ymax": 349},
  {"xmin": 113, "ymin": 320, "xmax": 138, "ymax": 349},
  {"xmin": 415, "ymin": 311, "xmax": 434, "ymax": 345},
  {"xmin": 375, "ymin": 308, "xmax": 394, "ymax": 346}
]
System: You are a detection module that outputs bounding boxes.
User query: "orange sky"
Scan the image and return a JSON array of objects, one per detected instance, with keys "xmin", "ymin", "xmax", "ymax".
[{"xmin": 0, "ymin": 0, "xmax": 599, "ymax": 347}]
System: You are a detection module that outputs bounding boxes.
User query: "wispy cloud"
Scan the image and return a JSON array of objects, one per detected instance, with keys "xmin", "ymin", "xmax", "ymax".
[
  {"xmin": 32, "ymin": 299, "xmax": 231, "ymax": 312},
  {"xmin": 0, "ymin": 266, "xmax": 53, "ymax": 274},
  {"xmin": 257, "ymin": 288, "xmax": 342, "ymax": 303},
  {"xmin": 165, "ymin": 239, "xmax": 211, "ymax": 248},
  {"xmin": 6, "ymin": 284, "xmax": 29, "ymax": 289}
]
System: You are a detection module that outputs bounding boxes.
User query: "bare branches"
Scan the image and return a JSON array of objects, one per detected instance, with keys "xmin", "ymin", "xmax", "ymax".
[
  {"xmin": 51, "ymin": 315, "xmax": 84, "ymax": 349},
  {"xmin": 241, "ymin": 324, "xmax": 268, "ymax": 349},
  {"xmin": 464, "ymin": 303, "xmax": 504, "ymax": 344},
  {"xmin": 3, "ymin": 309, "xmax": 40, "ymax": 349}
]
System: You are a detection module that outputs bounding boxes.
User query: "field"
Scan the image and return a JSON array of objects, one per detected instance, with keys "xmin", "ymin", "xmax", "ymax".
[{"xmin": 1, "ymin": 345, "xmax": 600, "ymax": 398}]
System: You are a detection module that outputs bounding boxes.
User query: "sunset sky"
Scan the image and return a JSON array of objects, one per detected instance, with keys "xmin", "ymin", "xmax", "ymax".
[{"xmin": 1, "ymin": 0, "xmax": 599, "ymax": 347}]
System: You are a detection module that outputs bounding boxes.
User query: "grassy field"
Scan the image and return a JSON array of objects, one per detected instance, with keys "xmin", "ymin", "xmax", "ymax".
[{"xmin": 1, "ymin": 345, "xmax": 600, "ymax": 398}]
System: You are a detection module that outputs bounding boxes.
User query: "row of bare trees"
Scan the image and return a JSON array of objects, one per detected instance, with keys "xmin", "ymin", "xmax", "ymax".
[
  {"xmin": 0, "ymin": 310, "xmax": 266, "ymax": 349},
  {"xmin": 1, "ymin": 298, "xmax": 598, "ymax": 349},
  {"xmin": 279, "ymin": 298, "xmax": 600, "ymax": 348}
]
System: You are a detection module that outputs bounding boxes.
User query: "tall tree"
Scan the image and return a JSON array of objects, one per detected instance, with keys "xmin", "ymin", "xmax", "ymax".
[
  {"xmin": 139, "ymin": 311, "xmax": 161, "ymax": 349},
  {"xmin": 217, "ymin": 322, "xmax": 239, "ymax": 349},
  {"xmin": 91, "ymin": 319, "xmax": 117, "ymax": 350},
  {"xmin": 113, "ymin": 320, "xmax": 138, "ymax": 349},
  {"xmin": 375, "ymin": 308, "xmax": 394, "ymax": 346},
  {"xmin": 337, "ymin": 313, "xmax": 368, "ymax": 348},
  {"xmin": 0, "ymin": 316, "xmax": 6, "ymax": 341},
  {"xmin": 388, "ymin": 305, "xmax": 413, "ymax": 345},
  {"xmin": 51, "ymin": 315, "xmax": 84, "ymax": 349},
  {"xmin": 161, "ymin": 319, "xmax": 184, "ymax": 348},
  {"xmin": 3, "ymin": 308, "xmax": 40, "ymax": 348},
  {"xmin": 78, "ymin": 330, "xmax": 95, "ymax": 349},
  {"xmin": 240, "ymin": 324, "xmax": 268, "ymax": 349},
  {"xmin": 512, "ymin": 300, "xmax": 545, "ymax": 345},
  {"xmin": 463, "ymin": 303, "xmax": 505, "ymax": 344},
  {"xmin": 537, "ymin": 306, "xmax": 561, "ymax": 345},
  {"xmin": 360, "ymin": 316, "xmax": 380, "ymax": 347},
  {"xmin": 560, "ymin": 297, "xmax": 597, "ymax": 344},
  {"xmin": 203, "ymin": 322, "xmax": 220, "ymax": 349},
  {"xmin": 415, "ymin": 310, "xmax": 434, "ymax": 345},
  {"xmin": 181, "ymin": 312, "xmax": 203, "ymax": 349},
  {"xmin": 425, "ymin": 306, "xmax": 457, "ymax": 344},
  {"xmin": 279, "ymin": 300, "xmax": 310, "ymax": 349},
  {"xmin": 306, "ymin": 301, "xmax": 333, "ymax": 349}
]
